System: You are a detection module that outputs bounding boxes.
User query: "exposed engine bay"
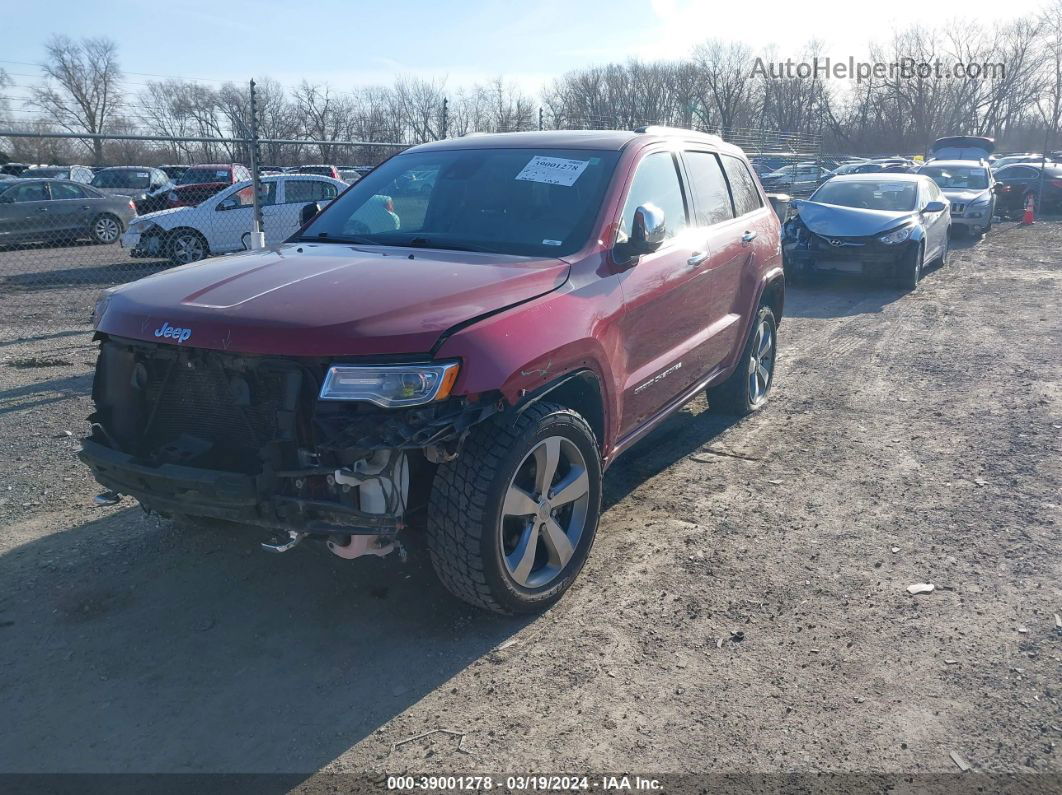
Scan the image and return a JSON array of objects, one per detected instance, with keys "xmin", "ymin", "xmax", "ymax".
[{"xmin": 79, "ymin": 335, "xmax": 497, "ymax": 558}]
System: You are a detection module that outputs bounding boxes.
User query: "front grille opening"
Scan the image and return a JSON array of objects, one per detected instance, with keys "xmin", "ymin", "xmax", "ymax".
[{"xmin": 94, "ymin": 339, "xmax": 313, "ymax": 475}]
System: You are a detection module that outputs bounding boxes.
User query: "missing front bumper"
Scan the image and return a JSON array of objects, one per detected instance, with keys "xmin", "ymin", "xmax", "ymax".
[{"xmin": 79, "ymin": 439, "xmax": 404, "ymax": 535}]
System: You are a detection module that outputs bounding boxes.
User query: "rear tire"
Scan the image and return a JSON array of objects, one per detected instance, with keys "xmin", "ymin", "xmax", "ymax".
[
  {"xmin": 426, "ymin": 402, "xmax": 602, "ymax": 614},
  {"xmin": 707, "ymin": 305, "xmax": 778, "ymax": 416},
  {"xmin": 91, "ymin": 214, "xmax": 122, "ymax": 244}
]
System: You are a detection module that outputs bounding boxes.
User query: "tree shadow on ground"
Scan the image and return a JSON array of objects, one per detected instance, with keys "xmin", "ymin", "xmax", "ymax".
[{"xmin": 3, "ymin": 260, "xmax": 170, "ymax": 290}]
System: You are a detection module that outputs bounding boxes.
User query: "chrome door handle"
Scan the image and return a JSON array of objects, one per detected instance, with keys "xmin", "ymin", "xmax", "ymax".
[
  {"xmin": 687, "ymin": 251, "xmax": 709, "ymax": 267},
  {"xmin": 741, "ymin": 230, "xmax": 757, "ymax": 245}
]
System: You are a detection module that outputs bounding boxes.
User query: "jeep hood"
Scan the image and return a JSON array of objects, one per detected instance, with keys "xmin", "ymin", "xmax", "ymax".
[
  {"xmin": 791, "ymin": 200, "xmax": 916, "ymax": 237},
  {"xmin": 95, "ymin": 243, "xmax": 571, "ymax": 356}
]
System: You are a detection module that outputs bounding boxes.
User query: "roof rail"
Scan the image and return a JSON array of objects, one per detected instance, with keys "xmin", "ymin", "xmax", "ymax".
[{"xmin": 633, "ymin": 125, "xmax": 725, "ymax": 145}]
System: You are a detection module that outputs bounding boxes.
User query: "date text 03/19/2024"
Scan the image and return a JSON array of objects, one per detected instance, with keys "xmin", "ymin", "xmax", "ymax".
[{"xmin": 386, "ymin": 775, "xmax": 663, "ymax": 791}]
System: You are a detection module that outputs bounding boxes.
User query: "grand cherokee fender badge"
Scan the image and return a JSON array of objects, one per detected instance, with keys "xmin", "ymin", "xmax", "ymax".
[{"xmin": 154, "ymin": 321, "xmax": 192, "ymax": 344}]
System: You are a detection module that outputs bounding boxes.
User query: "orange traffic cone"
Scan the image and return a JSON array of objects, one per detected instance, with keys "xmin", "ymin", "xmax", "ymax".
[{"xmin": 1021, "ymin": 194, "xmax": 1035, "ymax": 225}]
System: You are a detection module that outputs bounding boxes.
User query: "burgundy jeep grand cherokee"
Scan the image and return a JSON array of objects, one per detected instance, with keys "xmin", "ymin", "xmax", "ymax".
[{"xmin": 81, "ymin": 128, "xmax": 784, "ymax": 614}]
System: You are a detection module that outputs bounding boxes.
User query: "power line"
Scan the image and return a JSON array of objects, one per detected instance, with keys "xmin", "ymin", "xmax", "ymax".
[{"xmin": 0, "ymin": 58, "xmax": 230, "ymax": 85}]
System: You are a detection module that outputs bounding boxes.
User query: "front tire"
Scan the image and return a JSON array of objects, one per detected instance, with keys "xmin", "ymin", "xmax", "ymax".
[
  {"xmin": 896, "ymin": 242, "xmax": 923, "ymax": 291},
  {"xmin": 168, "ymin": 229, "xmax": 208, "ymax": 265},
  {"xmin": 426, "ymin": 402, "xmax": 602, "ymax": 614},
  {"xmin": 707, "ymin": 305, "xmax": 778, "ymax": 416},
  {"xmin": 935, "ymin": 231, "xmax": 949, "ymax": 267}
]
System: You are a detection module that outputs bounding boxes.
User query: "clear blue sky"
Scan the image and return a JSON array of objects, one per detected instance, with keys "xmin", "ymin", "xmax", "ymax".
[{"xmin": 1, "ymin": 0, "xmax": 1020, "ymax": 102}]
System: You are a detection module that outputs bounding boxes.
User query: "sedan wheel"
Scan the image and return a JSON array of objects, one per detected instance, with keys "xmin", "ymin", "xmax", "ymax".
[
  {"xmin": 897, "ymin": 243, "xmax": 923, "ymax": 291},
  {"xmin": 91, "ymin": 215, "xmax": 121, "ymax": 244},
  {"xmin": 169, "ymin": 231, "xmax": 206, "ymax": 265}
]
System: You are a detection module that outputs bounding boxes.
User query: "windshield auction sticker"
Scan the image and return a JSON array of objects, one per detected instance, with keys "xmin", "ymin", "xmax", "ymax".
[{"xmin": 515, "ymin": 156, "xmax": 589, "ymax": 186}]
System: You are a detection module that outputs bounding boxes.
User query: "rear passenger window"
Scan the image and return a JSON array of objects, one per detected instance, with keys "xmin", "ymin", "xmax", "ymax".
[
  {"xmin": 50, "ymin": 183, "xmax": 86, "ymax": 200},
  {"xmin": 618, "ymin": 152, "xmax": 688, "ymax": 243},
  {"xmin": 285, "ymin": 179, "xmax": 338, "ymax": 204},
  {"xmin": 683, "ymin": 151, "xmax": 734, "ymax": 226},
  {"xmin": 720, "ymin": 155, "xmax": 763, "ymax": 216}
]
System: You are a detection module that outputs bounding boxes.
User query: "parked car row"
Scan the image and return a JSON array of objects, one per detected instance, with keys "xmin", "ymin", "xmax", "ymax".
[
  {"xmin": 752, "ymin": 156, "xmax": 920, "ymax": 197},
  {"xmin": 0, "ymin": 153, "xmax": 372, "ymax": 253},
  {"xmin": 0, "ymin": 178, "xmax": 138, "ymax": 246},
  {"xmin": 121, "ymin": 174, "xmax": 346, "ymax": 264}
]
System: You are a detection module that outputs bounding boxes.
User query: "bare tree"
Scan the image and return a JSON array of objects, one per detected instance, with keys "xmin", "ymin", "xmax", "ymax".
[
  {"xmin": 0, "ymin": 68, "xmax": 11, "ymax": 127},
  {"xmin": 292, "ymin": 82, "xmax": 356, "ymax": 161},
  {"xmin": 28, "ymin": 36, "xmax": 123, "ymax": 164},
  {"xmin": 1039, "ymin": 0, "xmax": 1062, "ymax": 153},
  {"xmin": 692, "ymin": 41, "xmax": 759, "ymax": 132}
]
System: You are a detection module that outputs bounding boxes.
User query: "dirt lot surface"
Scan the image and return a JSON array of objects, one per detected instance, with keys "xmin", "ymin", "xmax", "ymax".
[{"xmin": 0, "ymin": 223, "xmax": 1059, "ymax": 780}]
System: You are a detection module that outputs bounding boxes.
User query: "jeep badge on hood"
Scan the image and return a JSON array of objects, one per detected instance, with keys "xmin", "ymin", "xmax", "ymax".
[{"xmin": 154, "ymin": 322, "xmax": 192, "ymax": 344}]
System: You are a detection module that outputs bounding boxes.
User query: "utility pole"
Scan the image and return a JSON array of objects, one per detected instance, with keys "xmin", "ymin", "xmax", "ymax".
[
  {"xmin": 441, "ymin": 98, "xmax": 448, "ymax": 140},
  {"xmin": 248, "ymin": 79, "xmax": 265, "ymax": 250},
  {"xmin": 539, "ymin": 107, "xmax": 544, "ymax": 131},
  {"xmin": 1038, "ymin": 123, "xmax": 1050, "ymax": 214}
]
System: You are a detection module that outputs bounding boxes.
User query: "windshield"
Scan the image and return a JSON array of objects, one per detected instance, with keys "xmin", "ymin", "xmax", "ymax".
[
  {"xmin": 178, "ymin": 167, "xmax": 229, "ymax": 185},
  {"xmin": 300, "ymin": 148, "xmax": 621, "ymax": 257},
  {"xmin": 92, "ymin": 169, "xmax": 151, "ymax": 189},
  {"xmin": 919, "ymin": 166, "xmax": 989, "ymax": 190},
  {"xmin": 23, "ymin": 167, "xmax": 67, "ymax": 178},
  {"xmin": 294, "ymin": 166, "xmax": 334, "ymax": 176},
  {"xmin": 810, "ymin": 180, "xmax": 918, "ymax": 211}
]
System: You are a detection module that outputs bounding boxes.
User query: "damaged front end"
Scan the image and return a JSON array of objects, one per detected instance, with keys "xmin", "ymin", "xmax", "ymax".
[{"xmin": 79, "ymin": 335, "xmax": 497, "ymax": 557}]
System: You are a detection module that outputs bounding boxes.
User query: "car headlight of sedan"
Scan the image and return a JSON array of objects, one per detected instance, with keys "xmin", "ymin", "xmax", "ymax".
[
  {"xmin": 319, "ymin": 362, "xmax": 460, "ymax": 407},
  {"xmin": 879, "ymin": 226, "xmax": 914, "ymax": 245}
]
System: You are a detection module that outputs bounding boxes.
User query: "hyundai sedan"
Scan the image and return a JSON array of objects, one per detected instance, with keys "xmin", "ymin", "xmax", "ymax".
[{"xmin": 782, "ymin": 174, "xmax": 950, "ymax": 290}]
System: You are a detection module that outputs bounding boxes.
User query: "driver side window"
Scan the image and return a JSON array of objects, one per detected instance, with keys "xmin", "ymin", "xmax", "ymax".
[
  {"xmin": 5, "ymin": 182, "xmax": 50, "ymax": 202},
  {"xmin": 617, "ymin": 152, "xmax": 688, "ymax": 244}
]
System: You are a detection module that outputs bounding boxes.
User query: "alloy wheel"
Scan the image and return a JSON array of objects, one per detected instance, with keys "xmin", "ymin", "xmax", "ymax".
[
  {"xmin": 94, "ymin": 216, "xmax": 120, "ymax": 243},
  {"xmin": 499, "ymin": 436, "xmax": 591, "ymax": 589},
  {"xmin": 747, "ymin": 318, "xmax": 775, "ymax": 405},
  {"xmin": 172, "ymin": 233, "xmax": 205, "ymax": 264}
]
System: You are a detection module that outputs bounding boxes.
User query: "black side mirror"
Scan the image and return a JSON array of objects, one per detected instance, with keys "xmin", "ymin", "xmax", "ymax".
[
  {"xmin": 923, "ymin": 200, "xmax": 947, "ymax": 214},
  {"xmin": 300, "ymin": 201, "xmax": 324, "ymax": 225}
]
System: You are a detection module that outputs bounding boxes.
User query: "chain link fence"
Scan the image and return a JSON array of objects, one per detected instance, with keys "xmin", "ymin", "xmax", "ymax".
[
  {"xmin": 0, "ymin": 128, "xmax": 407, "ymax": 339},
  {"xmin": 0, "ymin": 120, "xmax": 828, "ymax": 338}
]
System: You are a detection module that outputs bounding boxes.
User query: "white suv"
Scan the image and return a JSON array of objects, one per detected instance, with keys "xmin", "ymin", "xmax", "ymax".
[{"xmin": 916, "ymin": 160, "xmax": 995, "ymax": 236}]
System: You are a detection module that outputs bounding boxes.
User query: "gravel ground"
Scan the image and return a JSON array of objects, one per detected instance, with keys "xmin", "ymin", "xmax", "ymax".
[{"xmin": 0, "ymin": 222, "xmax": 1059, "ymax": 780}]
